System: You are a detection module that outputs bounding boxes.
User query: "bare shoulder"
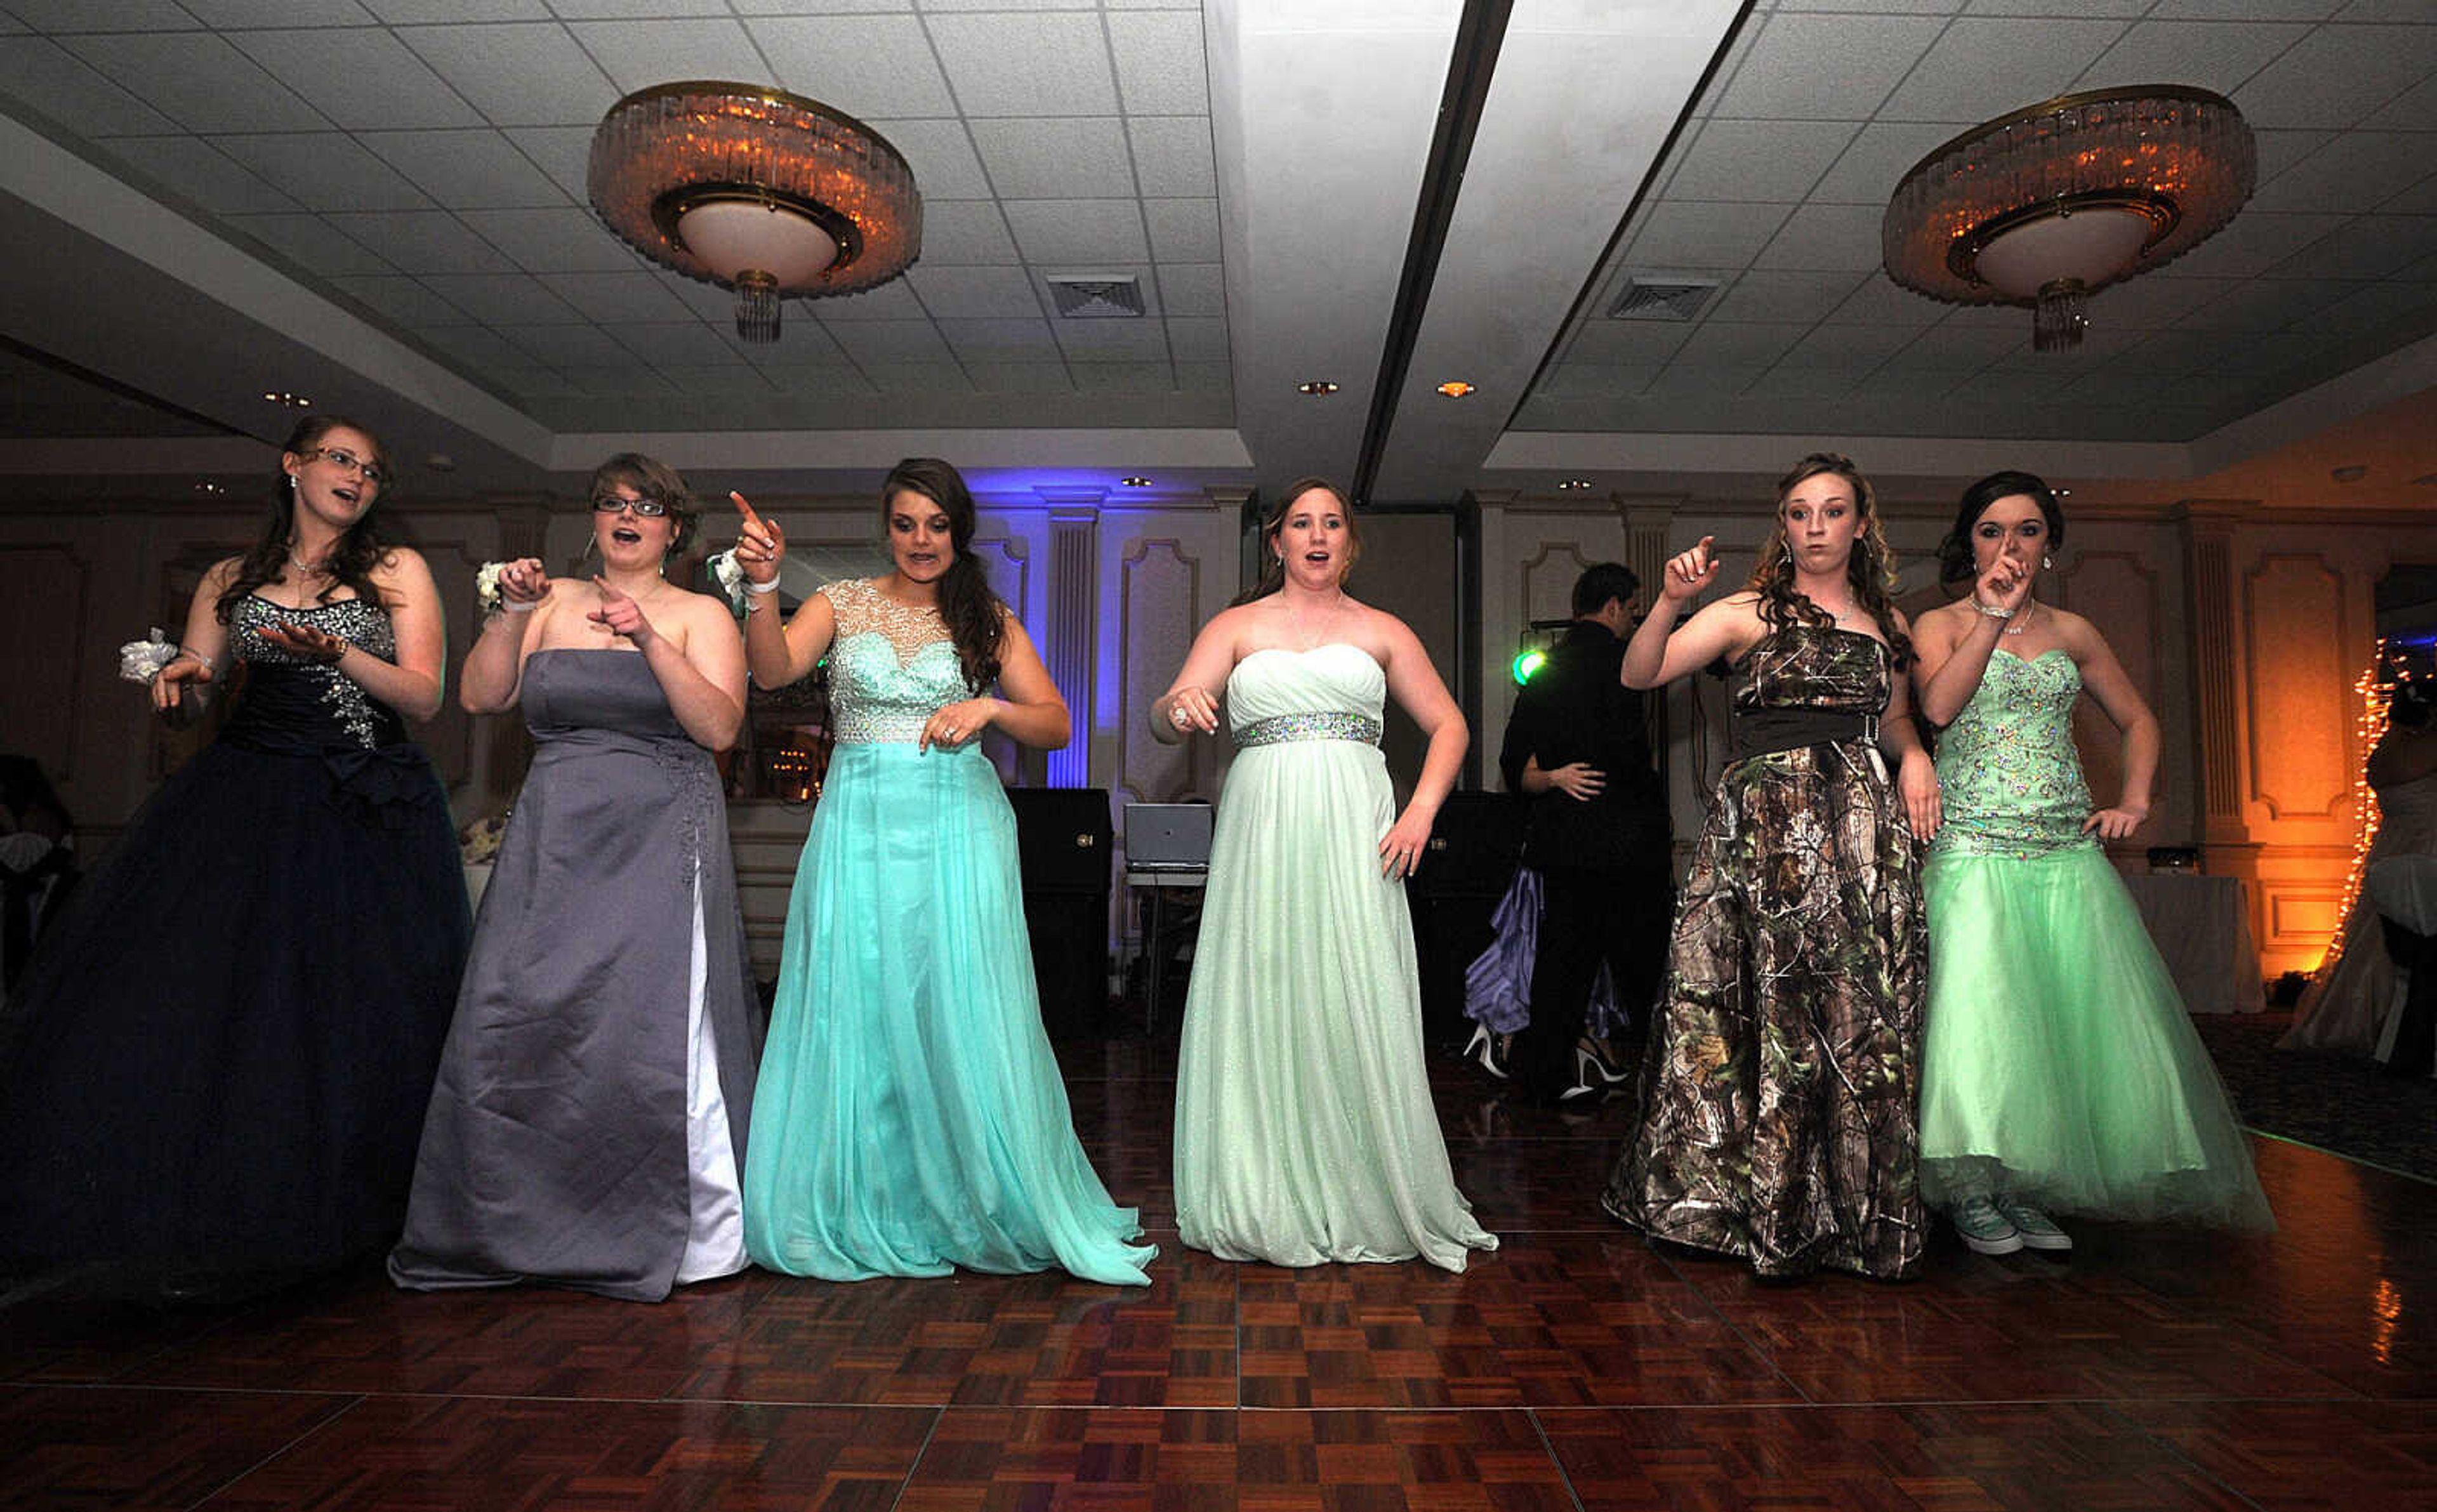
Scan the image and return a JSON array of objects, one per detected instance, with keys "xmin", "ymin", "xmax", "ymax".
[
  {"xmin": 369, "ymin": 544, "xmax": 432, "ymax": 581},
  {"xmin": 201, "ymin": 554, "xmax": 246, "ymax": 591},
  {"xmin": 2045, "ymin": 603, "xmax": 2107, "ymax": 651}
]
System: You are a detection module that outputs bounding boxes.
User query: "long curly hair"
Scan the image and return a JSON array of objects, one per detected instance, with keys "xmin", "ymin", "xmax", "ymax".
[
  {"xmin": 216, "ymin": 415, "xmax": 399, "ymax": 622},
  {"xmin": 1747, "ymin": 451, "xmax": 1912, "ymax": 667},
  {"xmin": 1230, "ymin": 477, "xmax": 1362, "ymax": 607},
  {"xmin": 883, "ymin": 457, "xmax": 1004, "ymax": 693}
]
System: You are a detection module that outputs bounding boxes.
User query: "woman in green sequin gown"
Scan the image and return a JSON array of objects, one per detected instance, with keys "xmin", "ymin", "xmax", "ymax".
[
  {"xmin": 1600, "ymin": 456, "xmax": 1942, "ymax": 1281},
  {"xmin": 1912, "ymin": 473, "xmax": 2270, "ymax": 1244},
  {"xmin": 1154, "ymin": 480, "xmax": 1495, "ymax": 1271}
]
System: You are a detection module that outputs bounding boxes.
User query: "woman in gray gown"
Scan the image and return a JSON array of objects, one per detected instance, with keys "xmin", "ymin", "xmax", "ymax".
[{"xmin": 390, "ymin": 454, "xmax": 759, "ymax": 1301}]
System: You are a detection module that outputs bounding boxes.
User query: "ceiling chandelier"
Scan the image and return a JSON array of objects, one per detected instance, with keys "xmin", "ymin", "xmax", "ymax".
[
  {"xmin": 1882, "ymin": 86, "xmax": 2254, "ymax": 352},
  {"xmin": 589, "ymin": 81, "xmax": 921, "ymax": 343}
]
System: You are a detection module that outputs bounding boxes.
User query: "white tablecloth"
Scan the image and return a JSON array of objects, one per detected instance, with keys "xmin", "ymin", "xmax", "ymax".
[{"xmin": 2120, "ymin": 872, "xmax": 2263, "ymax": 1015}]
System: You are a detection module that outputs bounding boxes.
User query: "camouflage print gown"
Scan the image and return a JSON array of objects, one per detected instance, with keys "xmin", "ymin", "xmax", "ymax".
[{"xmin": 1601, "ymin": 624, "xmax": 1927, "ymax": 1280}]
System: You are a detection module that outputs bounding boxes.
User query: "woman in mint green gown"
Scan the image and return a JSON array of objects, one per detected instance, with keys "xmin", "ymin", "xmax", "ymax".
[
  {"xmin": 730, "ymin": 459, "xmax": 1152, "ymax": 1285},
  {"xmin": 1912, "ymin": 471, "xmax": 2270, "ymax": 1256},
  {"xmin": 1154, "ymin": 478, "xmax": 1495, "ymax": 1272}
]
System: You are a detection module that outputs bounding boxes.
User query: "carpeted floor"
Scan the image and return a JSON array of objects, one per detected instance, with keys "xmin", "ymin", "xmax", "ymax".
[{"xmin": 2195, "ymin": 1011, "xmax": 2437, "ymax": 1183}]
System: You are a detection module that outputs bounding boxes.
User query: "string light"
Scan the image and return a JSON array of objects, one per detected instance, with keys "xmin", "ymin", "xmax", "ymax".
[{"xmin": 2315, "ymin": 638, "xmax": 2394, "ymax": 974}]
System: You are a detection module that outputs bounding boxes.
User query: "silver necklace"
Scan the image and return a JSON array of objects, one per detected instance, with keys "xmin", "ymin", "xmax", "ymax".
[{"xmin": 2004, "ymin": 600, "xmax": 2037, "ymax": 636}]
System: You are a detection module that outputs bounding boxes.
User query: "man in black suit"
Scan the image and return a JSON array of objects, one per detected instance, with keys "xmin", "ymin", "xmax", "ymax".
[{"xmin": 1498, "ymin": 563, "xmax": 1674, "ymax": 1103}]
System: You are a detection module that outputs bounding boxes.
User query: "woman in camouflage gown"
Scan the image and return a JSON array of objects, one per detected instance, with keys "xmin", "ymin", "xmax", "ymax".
[{"xmin": 1599, "ymin": 455, "xmax": 1938, "ymax": 1280}]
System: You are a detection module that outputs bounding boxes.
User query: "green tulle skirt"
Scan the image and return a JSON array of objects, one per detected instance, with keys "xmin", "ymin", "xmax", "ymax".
[{"xmin": 1919, "ymin": 843, "xmax": 2272, "ymax": 1228}]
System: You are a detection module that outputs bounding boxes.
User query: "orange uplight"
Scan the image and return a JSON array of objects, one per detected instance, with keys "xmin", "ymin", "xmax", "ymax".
[{"xmin": 1436, "ymin": 381, "xmax": 1476, "ymax": 398}]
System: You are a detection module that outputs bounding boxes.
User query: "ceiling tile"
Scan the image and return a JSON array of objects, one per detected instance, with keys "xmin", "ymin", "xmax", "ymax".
[
  {"xmin": 1964, "ymin": 0, "xmax": 2145, "ymax": 14},
  {"xmin": 418, "ymin": 324, "xmax": 538, "ymax": 369},
  {"xmin": 2250, "ymin": 131, "xmax": 2437, "ymax": 214},
  {"xmin": 459, "ymin": 207, "xmax": 639, "ymax": 273},
  {"xmin": 642, "ymin": 363, "xmax": 780, "ymax": 396},
  {"xmin": 733, "ymin": 0, "xmax": 910, "ymax": 11},
  {"xmin": 1128, "ymin": 115, "xmax": 1217, "ymax": 197},
  {"xmin": 1625, "ymin": 201, "xmax": 1791, "ymax": 268},
  {"xmin": 2073, "ymin": 20, "xmax": 2310, "ymax": 96},
  {"xmin": 0, "ymin": 37, "xmax": 181, "ymax": 134},
  {"xmin": 935, "ymin": 317, "xmax": 1060, "ymax": 361},
  {"xmin": 807, "ymin": 281, "xmax": 929, "ymax": 321},
  {"xmin": 99, "ymin": 136, "xmax": 300, "ymax": 214},
  {"xmin": 62, "ymin": 32, "xmax": 329, "ymax": 133},
  {"xmin": 1055, "ymin": 319, "xmax": 1170, "ymax": 360},
  {"xmin": 565, "ymin": 18, "xmax": 765, "ymax": 93},
  {"xmin": 1707, "ymin": 270, "xmax": 1872, "ymax": 324},
  {"xmin": 326, "ymin": 210, "xmax": 520, "ymax": 273},
  {"xmin": 2378, "ymin": 174, "xmax": 2437, "ymax": 216},
  {"xmin": 1642, "ymin": 363, "xmax": 1764, "ymax": 397},
  {"xmin": 2079, "ymin": 272, "xmax": 2226, "ymax": 329},
  {"xmin": 1748, "ymin": 363, "xmax": 1875, "ymax": 398},
  {"xmin": 750, "ymin": 15, "xmax": 958, "ymax": 119},
  {"xmin": 864, "ymin": 118, "xmax": 990, "ymax": 198},
  {"xmin": 1564, "ymin": 319, "xmax": 1698, "ymax": 365},
  {"xmin": 909, "ymin": 264, "xmax": 1045, "ymax": 318},
  {"xmin": 2361, "ymin": 68, "xmax": 2437, "ymax": 130},
  {"xmin": 1672, "ymin": 320, "xmax": 1812, "ymax": 365},
  {"xmin": 558, "ymin": 363, "xmax": 675, "ymax": 395},
  {"xmin": 862, "ymin": 360, "xmax": 974, "ymax": 395},
  {"xmin": 2330, "ymin": 0, "xmax": 2437, "ymax": 16},
  {"xmin": 1166, "ymin": 316, "xmax": 1227, "ymax": 362},
  {"xmin": 1809, "ymin": 121, "xmax": 1956, "ymax": 204},
  {"xmin": 422, "ymin": 272, "xmax": 587, "ymax": 323},
  {"xmin": 1142, "ymin": 199, "xmax": 1216, "ymax": 262},
  {"xmin": 227, "ymin": 212, "xmax": 397, "ymax": 276},
  {"xmin": 1714, "ymin": 13, "xmax": 1946, "ymax": 120},
  {"xmin": 1875, "ymin": 322, "xmax": 2023, "ymax": 370},
  {"xmin": 3, "ymin": 1, "xmax": 197, "ymax": 28},
  {"xmin": 501, "ymin": 125, "xmax": 593, "ymax": 199},
  {"xmin": 2174, "ymin": 275, "xmax": 2353, "ymax": 331},
  {"xmin": 398, "ymin": 21, "xmax": 619, "ymax": 128},
  {"xmin": 2155, "ymin": 210, "xmax": 2349, "ymax": 277},
  {"xmin": 968, "ymin": 362, "xmax": 1078, "ymax": 393},
  {"xmin": 927, "ymin": 11, "xmax": 1119, "ymax": 117},
  {"xmin": 2147, "ymin": 0, "xmax": 2344, "ymax": 17},
  {"xmin": 1752, "ymin": 202, "xmax": 1884, "ymax": 270},
  {"xmin": 1108, "ymin": 10, "xmax": 1206, "ymax": 114},
  {"xmin": 360, "ymin": 129, "xmax": 571, "ymax": 208},
  {"xmin": 2234, "ymin": 23, "xmax": 2437, "ymax": 128},
  {"xmin": 1783, "ymin": 321, "xmax": 1918, "ymax": 365},
  {"xmin": 1535, "ymin": 364, "xmax": 1660, "ymax": 398},
  {"xmin": 230, "ymin": 27, "xmax": 481, "ymax": 129},
  {"xmin": 1667, "ymin": 120, "xmax": 1857, "ymax": 202},
  {"xmin": 546, "ymin": 0, "xmax": 732, "ymax": 16},
  {"xmin": 1071, "ymin": 362, "xmax": 1176, "ymax": 392},
  {"xmin": 971, "ymin": 117, "xmax": 1137, "ymax": 198},
  {"xmin": 823, "ymin": 320, "xmax": 954, "ymax": 363},
  {"xmin": 602, "ymin": 322, "xmax": 738, "ymax": 365},
  {"xmin": 1826, "ymin": 272, "xmax": 1948, "ymax": 326},
  {"xmin": 916, "ymin": 201, "xmax": 1021, "ymax": 265},
  {"xmin": 2251, "ymin": 128, "xmax": 2341, "ymax": 182},
  {"xmin": 367, "ymin": 1, "xmax": 555, "ymax": 18},
  {"xmin": 213, "ymin": 132, "xmax": 435, "ymax": 211},
  {"xmin": 1173, "ymin": 360, "xmax": 1230, "ymax": 392},
  {"xmin": 1877, "ymin": 19, "xmax": 2130, "ymax": 123},
  {"xmin": 538, "ymin": 270, "xmax": 699, "ymax": 321},
  {"xmin": 329, "ymin": 273, "xmax": 473, "ymax": 326},
  {"xmin": 500, "ymin": 322, "xmax": 635, "ymax": 367},
  {"xmin": 1005, "ymin": 200, "xmax": 1151, "ymax": 263},
  {"xmin": 1154, "ymin": 263, "xmax": 1224, "ymax": 317}
]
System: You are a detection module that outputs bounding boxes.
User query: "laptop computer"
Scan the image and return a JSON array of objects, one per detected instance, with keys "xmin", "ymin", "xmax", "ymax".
[{"xmin": 1125, "ymin": 802, "xmax": 1213, "ymax": 872}]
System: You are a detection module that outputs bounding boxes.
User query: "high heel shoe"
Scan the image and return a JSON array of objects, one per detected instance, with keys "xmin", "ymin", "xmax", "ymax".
[
  {"xmin": 1576, "ymin": 1035, "xmax": 1630, "ymax": 1086},
  {"xmin": 1557, "ymin": 1044, "xmax": 1620, "ymax": 1102},
  {"xmin": 1461, "ymin": 1023, "xmax": 1510, "ymax": 1080}
]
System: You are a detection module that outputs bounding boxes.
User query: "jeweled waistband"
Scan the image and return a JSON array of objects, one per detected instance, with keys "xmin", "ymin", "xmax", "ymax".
[
  {"xmin": 830, "ymin": 711, "xmax": 934, "ymax": 744},
  {"xmin": 1234, "ymin": 711, "xmax": 1382, "ymax": 748}
]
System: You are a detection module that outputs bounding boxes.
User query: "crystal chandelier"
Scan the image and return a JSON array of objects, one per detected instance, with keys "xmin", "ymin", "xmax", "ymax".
[
  {"xmin": 589, "ymin": 82, "xmax": 921, "ymax": 343},
  {"xmin": 1882, "ymin": 86, "xmax": 2255, "ymax": 352}
]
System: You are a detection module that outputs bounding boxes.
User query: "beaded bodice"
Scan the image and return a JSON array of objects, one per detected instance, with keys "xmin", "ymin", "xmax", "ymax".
[
  {"xmin": 225, "ymin": 594, "xmax": 404, "ymax": 750},
  {"xmin": 1929, "ymin": 648, "xmax": 2095, "ymax": 860},
  {"xmin": 822, "ymin": 577, "xmax": 976, "ymax": 744}
]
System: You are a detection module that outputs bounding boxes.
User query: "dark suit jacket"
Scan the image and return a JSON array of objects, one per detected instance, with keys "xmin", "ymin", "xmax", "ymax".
[{"xmin": 1498, "ymin": 621, "xmax": 1668, "ymax": 871}]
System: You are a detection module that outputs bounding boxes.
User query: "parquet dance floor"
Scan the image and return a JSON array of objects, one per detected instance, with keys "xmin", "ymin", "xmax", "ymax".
[{"xmin": 4, "ymin": 1039, "xmax": 2431, "ymax": 1510}]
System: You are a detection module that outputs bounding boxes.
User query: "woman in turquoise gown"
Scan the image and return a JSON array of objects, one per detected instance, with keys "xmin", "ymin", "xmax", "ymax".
[
  {"xmin": 730, "ymin": 459, "xmax": 1152, "ymax": 1285},
  {"xmin": 1912, "ymin": 471, "xmax": 2271, "ymax": 1254},
  {"xmin": 1155, "ymin": 478, "xmax": 1495, "ymax": 1271}
]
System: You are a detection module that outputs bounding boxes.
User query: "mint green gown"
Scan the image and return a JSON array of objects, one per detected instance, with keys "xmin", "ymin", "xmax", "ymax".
[
  {"xmin": 742, "ymin": 579, "xmax": 1155, "ymax": 1284},
  {"xmin": 1173, "ymin": 644, "xmax": 1497, "ymax": 1271},
  {"xmin": 1920, "ymin": 649, "xmax": 2271, "ymax": 1228}
]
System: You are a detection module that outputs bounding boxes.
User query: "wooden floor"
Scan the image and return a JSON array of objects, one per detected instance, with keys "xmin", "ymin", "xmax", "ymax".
[{"xmin": 4, "ymin": 1037, "xmax": 2432, "ymax": 1511}]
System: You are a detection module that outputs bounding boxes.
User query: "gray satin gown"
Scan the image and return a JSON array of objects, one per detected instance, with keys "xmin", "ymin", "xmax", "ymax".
[{"xmin": 390, "ymin": 649, "xmax": 759, "ymax": 1301}]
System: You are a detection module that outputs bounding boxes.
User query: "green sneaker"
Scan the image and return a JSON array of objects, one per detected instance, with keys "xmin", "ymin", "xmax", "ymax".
[
  {"xmin": 1999, "ymin": 1200, "xmax": 2071, "ymax": 1252},
  {"xmin": 1953, "ymin": 1195, "xmax": 2024, "ymax": 1256}
]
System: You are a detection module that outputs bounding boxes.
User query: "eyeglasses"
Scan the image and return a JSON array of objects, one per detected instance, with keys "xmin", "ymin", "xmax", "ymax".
[
  {"xmin": 305, "ymin": 446, "xmax": 386, "ymax": 485},
  {"xmin": 591, "ymin": 493, "xmax": 670, "ymax": 517}
]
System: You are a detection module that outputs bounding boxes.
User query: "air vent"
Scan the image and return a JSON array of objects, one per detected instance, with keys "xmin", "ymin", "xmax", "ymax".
[
  {"xmin": 1047, "ymin": 274, "xmax": 1145, "ymax": 318},
  {"xmin": 1607, "ymin": 277, "xmax": 1719, "ymax": 322}
]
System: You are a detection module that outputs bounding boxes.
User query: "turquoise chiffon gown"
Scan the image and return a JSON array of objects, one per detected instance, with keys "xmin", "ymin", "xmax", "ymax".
[
  {"xmin": 742, "ymin": 578, "xmax": 1154, "ymax": 1284},
  {"xmin": 1919, "ymin": 648, "xmax": 2271, "ymax": 1228},
  {"xmin": 1173, "ymin": 643, "xmax": 1497, "ymax": 1271}
]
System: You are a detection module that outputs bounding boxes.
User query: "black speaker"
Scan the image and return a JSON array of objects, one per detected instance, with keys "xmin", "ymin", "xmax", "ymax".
[
  {"xmin": 1008, "ymin": 788, "xmax": 1114, "ymax": 1039},
  {"xmin": 1406, "ymin": 791, "xmax": 1525, "ymax": 1046}
]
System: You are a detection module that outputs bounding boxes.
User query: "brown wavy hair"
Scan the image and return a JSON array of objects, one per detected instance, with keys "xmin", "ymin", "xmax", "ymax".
[
  {"xmin": 1747, "ymin": 452, "xmax": 1911, "ymax": 667},
  {"xmin": 882, "ymin": 457, "xmax": 1003, "ymax": 693},
  {"xmin": 1230, "ymin": 477, "xmax": 1362, "ymax": 606},
  {"xmin": 216, "ymin": 415, "xmax": 400, "ymax": 622},
  {"xmin": 590, "ymin": 451, "xmax": 699, "ymax": 560}
]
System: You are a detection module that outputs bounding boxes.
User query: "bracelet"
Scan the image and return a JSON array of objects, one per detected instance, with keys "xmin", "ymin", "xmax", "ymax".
[
  {"xmin": 1970, "ymin": 598, "xmax": 2014, "ymax": 621},
  {"xmin": 177, "ymin": 645, "xmax": 216, "ymax": 674},
  {"xmin": 743, "ymin": 577, "xmax": 781, "ymax": 596},
  {"xmin": 499, "ymin": 598, "xmax": 538, "ymax": 614},
  {"xmin": 746, "ymin": 596, "xmax": 772, "ymax": 614}
]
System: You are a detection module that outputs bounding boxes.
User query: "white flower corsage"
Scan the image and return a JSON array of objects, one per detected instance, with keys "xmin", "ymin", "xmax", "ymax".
[
  {"xmin": 475, "ymin": 561, "xmax": 508, "ymax": 615},
  {"xmin": 706, "ymin": 548, "xmax": 750, "ymax": 616},
  {"xmin": 118, "ymin": 628, "xmax": 182, "ymax": 684}
]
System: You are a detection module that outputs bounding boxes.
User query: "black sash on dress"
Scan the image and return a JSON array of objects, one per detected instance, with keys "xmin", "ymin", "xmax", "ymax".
[{"xmin": 1728, "ymin": 708, "xmax": 1880, "ymax": 764}]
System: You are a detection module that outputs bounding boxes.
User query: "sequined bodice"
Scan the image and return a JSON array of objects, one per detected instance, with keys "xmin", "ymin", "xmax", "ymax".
[
  {"xmin": 223, "ymin": 595, "xmax": 405, "ymax": 750},
  {"xmin": 823, "ymin": 577, "xmax": 974, "ymax": 744},
  {"xmin": 1930, "ymin": 648, "xmax": 2094, "ymax": 860},
  {"xmin": 1731, "ymin": 624, "xmax": 1892, "ymax": 720}
]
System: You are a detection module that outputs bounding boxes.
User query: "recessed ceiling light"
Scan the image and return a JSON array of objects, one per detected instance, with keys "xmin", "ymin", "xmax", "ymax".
[
  {"xmin": 1119, "ymin": 476, "xmax": 1151, "ymax": 488},
  {"xmin": 1557, "ymin": 478, "xmax": 1592, "ymax": 491},
  {"xmin": 2332, "ymin": 464, "xmax": 2368, "ymax": 483},
  {"xmin": 1436, "ymin": 381, "xmax": 1476, "ymax": 398},
  {"xmin": 261, "ymin": 390, "xmax": 312, "ymax": 408},
  {"xmin": 1297, "ymin": 380, "xmax": 1338, "ymax": 395}
]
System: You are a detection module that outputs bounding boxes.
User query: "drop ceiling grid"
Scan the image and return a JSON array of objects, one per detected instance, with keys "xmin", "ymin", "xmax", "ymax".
[
  {"xmin": 1533, "ymin": 0, "xmax": 2437, "ymax": 442},
  {"xmin": 0, "ymin": 3, "xmax": 1228, "ymax": 422}
]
